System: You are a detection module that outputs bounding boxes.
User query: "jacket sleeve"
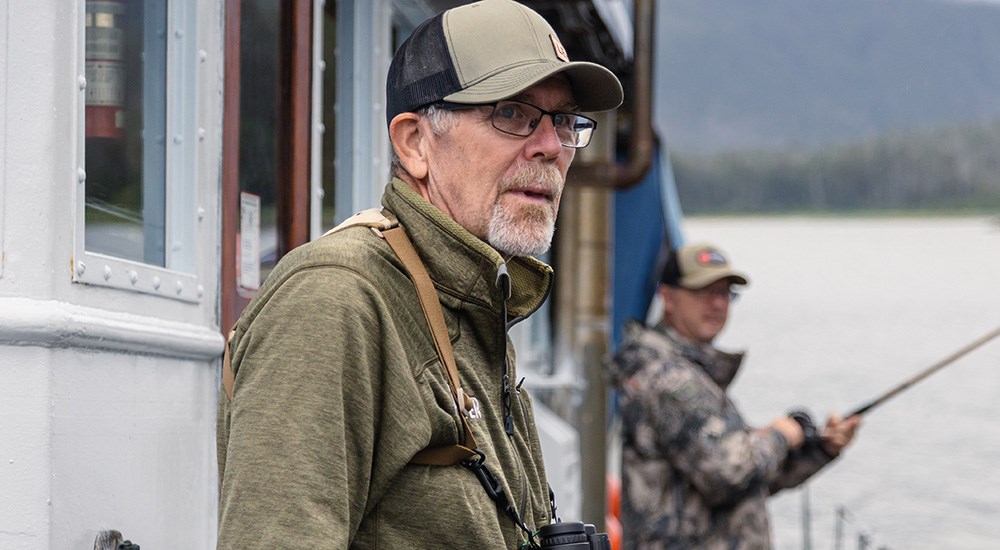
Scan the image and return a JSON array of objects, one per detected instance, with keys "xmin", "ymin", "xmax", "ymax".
[
  {"xmin": 217, "ymin": 267, "xmax": 427, "ymax": 549},
  {"xmin": 646, "ymin": 365, "xmax": 790, "ymax": 508},
  {"xmin": 768, "ymin": 440, "xmax": 836, "ymax": 494}
]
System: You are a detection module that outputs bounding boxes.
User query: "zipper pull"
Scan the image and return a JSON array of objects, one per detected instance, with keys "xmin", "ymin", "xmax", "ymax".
[
  {"xmin": 502, "ymin": 372, "xmax": 514, "ymax": 435},
  {"xmin": 497, "ymin": 263, "xmax": 514, "ymax": 435}
]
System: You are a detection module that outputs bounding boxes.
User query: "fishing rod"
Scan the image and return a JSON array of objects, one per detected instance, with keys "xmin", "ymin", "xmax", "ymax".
[{"xmin": 846, "ymin": 326, "xmax": 1000, "ymax": 418}]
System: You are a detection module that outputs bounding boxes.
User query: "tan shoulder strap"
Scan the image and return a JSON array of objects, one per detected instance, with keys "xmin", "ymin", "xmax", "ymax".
[
  {"xmin": 381, "ymin": 222, "xmax": 479, "ymax": 465},
  {"xmin": 323, "ymin": 207, "xmax": 397, "ymax": 237},
  {"xmin": 221, "ymin": 209, "xmax": 398, "ymax": 401},
  {"xmin": 221, "ymin": 208, "xmax": 477, "ymax": 464},
  {"xmin": 222, "ymin": 328, "xmax": 237, "ymax": 400}
]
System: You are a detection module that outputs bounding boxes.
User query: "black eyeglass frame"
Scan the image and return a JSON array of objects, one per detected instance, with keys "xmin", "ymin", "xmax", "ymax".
[{"xmin": 428, "ymin": 99, "xmax": 598, "ymax": 149}]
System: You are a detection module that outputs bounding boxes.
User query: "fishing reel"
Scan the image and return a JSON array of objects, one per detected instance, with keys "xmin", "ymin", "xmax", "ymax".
[
  {"xmin": 787, "ymin": 409, "xmax": 821, "ymax": 445},
  {"xmin": 787, "ymin": 408, "xmax": 838, "ymax": 458}
]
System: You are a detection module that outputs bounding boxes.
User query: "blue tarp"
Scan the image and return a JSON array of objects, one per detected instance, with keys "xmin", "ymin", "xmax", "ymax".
[{"xmin": 610, "ymin": 145, "xmax": 685, "ymax": 350}]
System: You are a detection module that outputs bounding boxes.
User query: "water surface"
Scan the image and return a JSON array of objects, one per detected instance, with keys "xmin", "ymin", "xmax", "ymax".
[{"xmin": 684, "ymin": 216, "xmax": 1000, "ymax": 550}]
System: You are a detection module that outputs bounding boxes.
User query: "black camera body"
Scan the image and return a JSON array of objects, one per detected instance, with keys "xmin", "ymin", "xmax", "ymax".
[{"xmin": 537, "ymin": 522, "xmax": 611, "ymax": 550}]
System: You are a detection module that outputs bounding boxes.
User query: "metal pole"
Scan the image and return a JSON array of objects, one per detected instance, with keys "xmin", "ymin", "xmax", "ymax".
[
  {"xmin": 575, "ymin": 186, "xmax": 611, "ymax": 530},
  {"xmin": 834, "ymin": 506, "xmax": 846, "ymax": 550},
  {"xmin": 801, "ymin": 487, "xmax": 812, "ymax": 550}
]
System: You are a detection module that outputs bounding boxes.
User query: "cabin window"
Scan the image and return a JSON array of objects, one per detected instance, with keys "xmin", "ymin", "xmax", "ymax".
[
  {"xmin": 76, "ymin": 0, "xmax": 201, "ymax": 301},
  {"xmin": 317, "ymin": 0, "xmax": 337, "ymax": 233},
  {"xmin": 221, "ymin": 0, "xmax": 317, "ymax": 328}
]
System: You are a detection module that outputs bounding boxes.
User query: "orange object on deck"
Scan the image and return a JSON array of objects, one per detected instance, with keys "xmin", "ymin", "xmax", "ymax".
[
  {"xmin": 607, "ymin": 475, "xmax": 622, "ymax": 549},
  {"xmin": 605, "ymin": 513, "xmax": 622, "ymax": 550}
]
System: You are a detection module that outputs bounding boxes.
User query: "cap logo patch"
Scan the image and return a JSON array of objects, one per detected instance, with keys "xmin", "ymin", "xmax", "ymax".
[
  {"xmin": 550, "ymin": 34, "xmax": 569, "ymax": 62},
  {"xmin": 696, "ymin": 249, "xmax": 727, "ymax": 266}
]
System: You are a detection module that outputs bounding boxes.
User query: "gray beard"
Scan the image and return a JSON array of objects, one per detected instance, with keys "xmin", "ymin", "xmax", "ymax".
[{"xmin": 486, "ymin": 164, "xmax": 563, "ymax": 256}]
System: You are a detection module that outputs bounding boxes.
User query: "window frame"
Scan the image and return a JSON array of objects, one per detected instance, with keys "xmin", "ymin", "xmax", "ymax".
[
  {"xmin": 74, "ymin": 0, "xmax": 202, "ymax": 303},
  {"xmin": 0, "ymin": 0, "xmax": 6, "ymax": 280}
]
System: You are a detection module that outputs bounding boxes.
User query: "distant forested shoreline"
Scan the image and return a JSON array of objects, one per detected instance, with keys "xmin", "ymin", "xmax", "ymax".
[{"xmin": 671, "ymin": 120, "xmax": 1000, "ymax": 214}]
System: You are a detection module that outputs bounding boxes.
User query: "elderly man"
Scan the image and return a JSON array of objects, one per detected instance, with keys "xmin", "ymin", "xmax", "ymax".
[
  {"xmin": 607, "ymin": 243, "xmax": 861, "ymax": 550},
  {"xmin": 215, "ymin": 1, "xmax": 622, "ymax": 548}
]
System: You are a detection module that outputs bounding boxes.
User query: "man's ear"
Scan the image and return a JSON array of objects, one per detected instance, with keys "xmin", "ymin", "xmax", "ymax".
[
  {"xmin": 389, "ymin": 113, "xmax": 428, "ymax": 180},
  {"xmin": 659, "ymin": 285, "xmax": 675, "ymax": 316}
]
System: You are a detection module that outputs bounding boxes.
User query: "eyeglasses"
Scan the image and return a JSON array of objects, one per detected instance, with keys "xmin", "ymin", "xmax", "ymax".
[
  {"xmin": 686, "ymin": 286, "xmax": 741, "ymax": 302},
  {"xmin": 434, "ymin": 99, "xmax": 598, "ymax": 148}
]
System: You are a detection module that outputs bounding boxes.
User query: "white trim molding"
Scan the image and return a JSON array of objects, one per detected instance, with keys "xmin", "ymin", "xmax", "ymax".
[{"xmin": 0, "ymin": 297, "xmax": 224, "ymax": 360}]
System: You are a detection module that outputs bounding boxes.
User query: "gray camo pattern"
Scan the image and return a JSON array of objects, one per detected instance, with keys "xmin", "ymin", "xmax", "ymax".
[{"xmin": 607, "ymin": 321, "xmax": 835, "ymax": 550}]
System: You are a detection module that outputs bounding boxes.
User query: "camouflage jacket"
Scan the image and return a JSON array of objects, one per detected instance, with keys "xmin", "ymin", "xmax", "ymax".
[{"xmin": 607, "ymin": 321, "xmax": 835, "ymax": 550}]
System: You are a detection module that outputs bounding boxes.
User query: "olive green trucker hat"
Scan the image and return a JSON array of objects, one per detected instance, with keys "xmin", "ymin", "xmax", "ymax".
[{"xmin": 386, "ymin": 0, "xmax": 624, "ymax": 126}]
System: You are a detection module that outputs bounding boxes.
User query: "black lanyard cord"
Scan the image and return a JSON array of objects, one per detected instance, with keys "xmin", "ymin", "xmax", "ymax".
[
  {"xmin": 497, "ymin": 265, "xmax": 515, "ymax": 436},
  {"xmin": 462, "ymin": 450, "xmax": 541, "ymax": 548}
]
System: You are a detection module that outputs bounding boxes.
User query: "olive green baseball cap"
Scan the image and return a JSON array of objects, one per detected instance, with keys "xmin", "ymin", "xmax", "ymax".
[
  {"xmin": 661, "ymin": 243, "xmax": 750, "ymax": 289},
  {"xmin": 386, "ymin": 0, "xmax": 624, "ymax": 126}
]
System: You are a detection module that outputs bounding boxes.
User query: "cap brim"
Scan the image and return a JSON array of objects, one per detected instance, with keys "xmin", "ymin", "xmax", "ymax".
[
  {"xmin": 443, "ymin": 60, "xmax": 623, "ymax": 112},
  {"xmin": 680, "ymin": 269, "xmax": 749, "ymax": 289}
]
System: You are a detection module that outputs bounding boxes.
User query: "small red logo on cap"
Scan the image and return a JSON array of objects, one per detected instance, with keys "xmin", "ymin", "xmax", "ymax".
[
  {"xmin": 550, "ymin": 34, "xmax": 569, "ymax": 62},
  {"xmin": 697, "ymin": 249, "xmax": 727, "ymax": 265}
]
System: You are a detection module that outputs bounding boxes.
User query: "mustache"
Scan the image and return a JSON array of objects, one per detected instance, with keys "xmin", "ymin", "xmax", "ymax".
[{"xmin": 498, "ymin": 163, "xmax": 564, "ymax": 197}]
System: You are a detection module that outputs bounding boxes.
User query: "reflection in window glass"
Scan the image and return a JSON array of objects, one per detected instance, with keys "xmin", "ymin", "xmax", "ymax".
[
  {"xmin": 84, "ymin": 0, "xmax": 167, "ymax": 265},
  {"xmin": 239, "ymin": 0, "xmax": 280, "ymax": 284},
  {"xmin": 321, "ymin": 1, "xmax": 337, "ymax": 230}
]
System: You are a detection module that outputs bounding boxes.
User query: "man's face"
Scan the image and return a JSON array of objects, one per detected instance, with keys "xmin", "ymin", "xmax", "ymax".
[
  {"xmin": 661, "ymin": 279, "xmax": 736, "ymax": 345},
  {"xmin": 420, "ymin": 76, "xmax": 576, "ymax": 256}
]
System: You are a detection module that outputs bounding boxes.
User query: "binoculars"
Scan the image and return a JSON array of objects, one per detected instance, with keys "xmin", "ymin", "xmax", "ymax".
[{"xmin": 537, "ymin": 522, "xmax": 611, "ymax": 549}]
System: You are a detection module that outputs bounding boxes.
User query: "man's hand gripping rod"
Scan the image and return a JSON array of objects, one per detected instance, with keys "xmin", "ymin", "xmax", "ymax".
[{"xmin": 847, "ymin": 326, "xmax": 1000, "ymax": 418}]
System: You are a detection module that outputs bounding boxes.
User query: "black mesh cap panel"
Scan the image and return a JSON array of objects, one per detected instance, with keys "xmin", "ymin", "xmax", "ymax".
[
  {"xmin": 660, "ymin": 250, "xmax": 681, "ymax": 286},
  {"xmin": 385, "ymin": 13, "xmax": 462, "ymax": 126}
]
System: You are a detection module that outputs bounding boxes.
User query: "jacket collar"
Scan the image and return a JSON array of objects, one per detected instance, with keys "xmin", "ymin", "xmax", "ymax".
[
  {"xmin": 654, "ymin": 322, "xmax": 745, "ymax": 390},
  {"xmin": 382, "ymin": 178, "xmax": 553, "ymax": 319}
]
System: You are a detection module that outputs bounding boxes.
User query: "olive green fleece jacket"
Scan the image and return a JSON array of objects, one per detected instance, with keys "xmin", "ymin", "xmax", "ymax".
[{"xmin": 217, "ymin": 178, "xmax": 555, "ymax": 549}]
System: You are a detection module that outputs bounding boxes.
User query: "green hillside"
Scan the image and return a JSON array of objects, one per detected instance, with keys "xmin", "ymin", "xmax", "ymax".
[{"xmin": 672, "ymin": 120, "xmax": 1000, "ymax": 213}]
